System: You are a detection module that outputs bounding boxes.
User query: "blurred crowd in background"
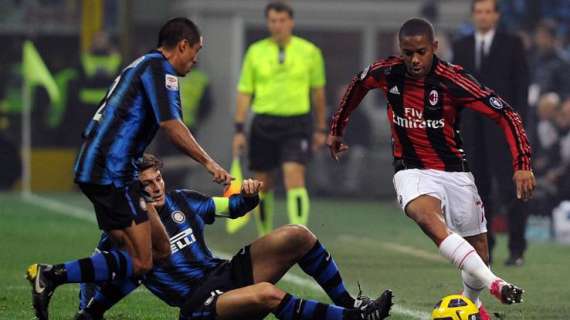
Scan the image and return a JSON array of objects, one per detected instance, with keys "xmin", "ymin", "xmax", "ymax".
[{"xmin": 1, "ymin": 0, "xmax": 570, "ymax": 232}]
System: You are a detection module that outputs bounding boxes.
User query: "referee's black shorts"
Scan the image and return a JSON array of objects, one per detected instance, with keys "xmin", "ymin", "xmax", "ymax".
[
  {"xmin": 78, "ymin": 180, "xmax": 150, "ymax": 231},
  {"xmin": 248, "ymin": 113, "xmax": 312, "ymax": 171}
]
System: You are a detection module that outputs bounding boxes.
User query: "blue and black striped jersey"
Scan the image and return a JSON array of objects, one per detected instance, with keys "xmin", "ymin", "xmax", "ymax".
[
  {"xmin": 74, "ymin": 51, "xmax": 182, "ymax": 187},
  {"xmin": 95, "ymin": 189, "xmax": 259, "ymax": 307}
]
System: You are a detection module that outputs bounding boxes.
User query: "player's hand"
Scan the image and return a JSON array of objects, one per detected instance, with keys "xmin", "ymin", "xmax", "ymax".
[
  {"xmin": 240, "ymin": 178, "xmax": 263, "ymax": 197},
  {"xmin": 232, "ymin": 133, "xmax": 247, "ymax": 157},
  {"xmin": 513, "ymin": 170, "xmax": 535, "ymax": 201},
  {"xmin": 326, "ymin": 134, "xmax": 349, "ymax": 160},
  {"xmin": 205, "ymin": 160, "xmax": 233, "ymax": 185},
  {"xmin": 312, "ymin": 131, "xmax": 327, "ymax": 152}
]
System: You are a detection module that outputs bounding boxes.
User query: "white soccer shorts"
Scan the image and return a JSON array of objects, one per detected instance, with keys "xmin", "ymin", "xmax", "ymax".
[{"xmin": 393, "ymin": 169, "xmax": 487, "ymax": 237}]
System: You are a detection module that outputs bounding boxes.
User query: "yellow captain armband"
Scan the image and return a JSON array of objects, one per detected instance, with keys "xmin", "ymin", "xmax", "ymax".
[{"xmin": 212, "ymin": 197, "xmax": 230, "ymax": 215}]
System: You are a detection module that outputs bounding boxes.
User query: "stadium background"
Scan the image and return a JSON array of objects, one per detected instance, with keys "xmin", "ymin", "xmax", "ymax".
[{"xmin": 1, "ymin": 0, "xmax": 570, "ymax": 319}]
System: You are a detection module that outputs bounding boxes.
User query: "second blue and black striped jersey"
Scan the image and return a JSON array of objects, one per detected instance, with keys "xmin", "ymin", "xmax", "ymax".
[
  {"xmin": 74, "ymin": 51, "xmax": 182, "ymax": 187},
  {"xmin": 95, "ymin": 189, "xmax": 259, "ymax": 307}
]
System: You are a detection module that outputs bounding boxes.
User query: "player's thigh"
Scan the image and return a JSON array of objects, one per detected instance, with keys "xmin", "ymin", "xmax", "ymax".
[
  {"xmin": 282, "ymin": 161, "xmax": 306, "ymax": 189},
  {"xmin": 79, "ymin": 182, "xmax": 149, "ymax": 231},
  {"xmin": 405, "ymin": 195, "xmax": 450, "ymax": 244},
  {"xmin": 249, "ymin": 225, "xmax": 316, "ymax": 283},
  {"xmin": 393, "ymin": 170, "xmax": 448, "ymax": 233},
  {"xmin": 114, "ymin": 220, "xmax": 152, "ymax": 260},
  {"xmin": 444, "ymin": 172, "xmax": 488, "ymax": 238},
  {"xmin": 216, "ymin": 283, "xmax": 285, "ymax": 320}
]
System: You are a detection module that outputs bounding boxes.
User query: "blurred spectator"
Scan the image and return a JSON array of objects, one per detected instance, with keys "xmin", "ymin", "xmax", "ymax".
[
  {"xmin": 533, "ymin": 97, "xmax": 570, "ymax": 216},
  {"xmin": 79, "ymin": 31, "xmax": 121, "ymax": 107},
  {"xmin": 529, "ymin": 19, "xmax": 570, "ymax": 100},
  {"xmin": 452, "ymin": 0, "xmax": 530, "ymax": 266},
  {"xmin": 534, "ymin": 92, "xmax": 561, "ymax": 175}
]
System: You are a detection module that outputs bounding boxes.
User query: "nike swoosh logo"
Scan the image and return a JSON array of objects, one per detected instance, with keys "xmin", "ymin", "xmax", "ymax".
[{"xmin": 34, "ymin": 273, "xmax": 45, "ymax": 294}]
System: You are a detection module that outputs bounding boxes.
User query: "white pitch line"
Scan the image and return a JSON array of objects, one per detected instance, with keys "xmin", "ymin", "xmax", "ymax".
[
  {"xmin": 20, "ymin": 194, "xmax": 431, "ymax": 319},
  {"xmin": 21, "ymin": 193, "xmax": 96, "ymax": 223},
  {"xmin": 339, "ymin": 234, "xmax": 446, "ymax": 263}
]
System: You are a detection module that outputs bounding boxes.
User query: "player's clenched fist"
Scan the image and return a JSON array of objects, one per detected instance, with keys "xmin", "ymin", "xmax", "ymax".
[
  {"xmin": 241, "ymin": 178, "xmax": 263, "ymax": 197},
  {"xmin": 326, "ymin": 134, "xmax": 349, "ymax": 161}
]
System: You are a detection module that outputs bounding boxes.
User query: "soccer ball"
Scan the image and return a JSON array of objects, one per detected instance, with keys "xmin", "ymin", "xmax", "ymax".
[{"xmin": 432, "ymin": 295, "xmax": 480, "ymax": 320}]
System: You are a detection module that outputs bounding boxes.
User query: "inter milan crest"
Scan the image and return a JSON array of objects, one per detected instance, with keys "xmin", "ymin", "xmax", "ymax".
[
  {"xmin": 429, "ymin": 90, "xmax": 439, "ymax": 106},
  {"xmin": 171, "ymin": 211, "xmax": 186, "ymax": 224},
  {"xmin": 489, "ymin": 97, "xmax": 503, "ymax": 110}
]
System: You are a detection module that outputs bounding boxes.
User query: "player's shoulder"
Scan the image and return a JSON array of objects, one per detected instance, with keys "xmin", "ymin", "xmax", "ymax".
[
  {"xmin": 433, "ymin": 57, "xmax": 466, "ymax": 79},
  {"xmin": 365, "ymin": 56, "xmax": 405, "ymax": 75},
  {"xmin": 172, "ymin": 189, "xmax": 211, "ymax": 203}
]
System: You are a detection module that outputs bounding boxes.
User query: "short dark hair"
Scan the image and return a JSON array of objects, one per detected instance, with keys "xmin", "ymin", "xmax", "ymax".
[
  {"xmin": 471, "ymin": 0, "xmax": 499, "ymax": 13},
  {"xmin": 265, "ymin": 1, "xmax": 294, "ymax": 18},
  {"xmin": 399, "ymin": 18, "xmax": 435, "ymax": 42},
  {"xmin": 157, "ymin": 17, "xmax": 201, "ymax": 49},
  {"xmin": 139, "ymin": 153, "xmax": 163, "ymax": 172}
]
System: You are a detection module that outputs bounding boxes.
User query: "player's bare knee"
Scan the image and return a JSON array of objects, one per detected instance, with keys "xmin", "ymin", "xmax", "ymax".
[
  {"xmin": 255, "ymin": 282, "xmax": 285, "ymax": 309},
  {"xmin": 281, "ymin": 224, "xmax": 316, "ymax": 253}
]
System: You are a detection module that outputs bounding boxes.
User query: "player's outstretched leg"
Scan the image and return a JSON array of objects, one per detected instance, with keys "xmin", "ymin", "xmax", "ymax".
[
  {"xmin": 298, "ymin": 239, "xmax": 356, "ymax": 308},
  {"xmin": 26, "ymin": 249, "xmax": 134, "ymax": 319},
  {"xmin": 196, "ymin": 282, "xmax": 392, "ymax": 320},
  {"xmin": 405, "ymin": 196, "xmax": 524, "ymax": 306},
  {"xmin": 439, "ymin": 233, "xmax": 524, "ymax": 304},
  {"xmin": 274, "ymin": 290, "xmax": 393, "ymax": 320}
]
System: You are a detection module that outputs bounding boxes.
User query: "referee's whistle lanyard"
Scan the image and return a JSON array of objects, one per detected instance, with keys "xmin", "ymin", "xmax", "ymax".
[{"xmin": 278, "ymin": 46, "xmax": 285, "ymax": 64}]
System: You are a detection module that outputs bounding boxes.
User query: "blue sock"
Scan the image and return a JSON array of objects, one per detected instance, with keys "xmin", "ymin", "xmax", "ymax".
[
  {"xmin": 57, "ymin": 249, "xmax": 134, "ymax": 283},
  {"xmin": 274, "ymin": 293, "xmax": 357, "ymax": 320},
  {"xmin": 299, "ymin": 241, "xmax": 355, "ymax": 308}
]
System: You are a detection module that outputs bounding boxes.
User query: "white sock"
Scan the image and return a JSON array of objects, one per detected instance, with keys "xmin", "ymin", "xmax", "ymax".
[
  {"xmin": 462, "ymin": 269, "xmax": 485, "ymax": 306},
  {"xmin": 439, "ymin": 233, "xmax": 499, "ymax": 288}
]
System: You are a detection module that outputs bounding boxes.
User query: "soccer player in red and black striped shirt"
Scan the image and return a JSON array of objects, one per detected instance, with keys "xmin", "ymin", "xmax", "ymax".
[{"xmin": 328, "ymin": 18, "xmax": 535, "ymax": 317}]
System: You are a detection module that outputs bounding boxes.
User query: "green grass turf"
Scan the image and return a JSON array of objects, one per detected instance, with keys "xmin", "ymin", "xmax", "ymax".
[{"xmin": 0, "ymin": 192, "xmax": 569, "ymax": 319}]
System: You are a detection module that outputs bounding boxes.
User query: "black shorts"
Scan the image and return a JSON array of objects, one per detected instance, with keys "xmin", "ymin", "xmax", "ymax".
[
  {"xmin": 78, "ymin": 180, "xmax": 149, "ymax": 231},
  {"xmin": 179, "ymin": 246, "xmax": 255, "ymax": 320},
  {"xmin": 248, "ymin": 114, "xmax": 312, "ymax": 171}
]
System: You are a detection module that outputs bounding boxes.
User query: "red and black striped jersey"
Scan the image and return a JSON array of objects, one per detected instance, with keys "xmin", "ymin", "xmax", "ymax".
[{"xmin": 330, "ymin": 55, "xmax": 532, "ymax": 172}]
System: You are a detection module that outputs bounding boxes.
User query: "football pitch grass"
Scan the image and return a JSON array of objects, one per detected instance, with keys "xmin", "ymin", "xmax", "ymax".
[{"xmin": 1, "ymin": 192, "xmax": 568, "ymax": 319}]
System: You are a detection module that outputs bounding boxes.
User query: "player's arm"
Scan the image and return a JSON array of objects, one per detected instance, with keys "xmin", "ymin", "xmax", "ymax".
[
  {"xmin": 232, "ymin": 92, "xmax": 252, "ymax": 157},
  {"xmin": 177, "ymin": 180, "xmax": 260, "ymax": 223},
  {"xmin": 451, "ymin": 70, "xmax": 535, "ymax": 200},
  {"xmin": 160, "ymin": 119, "xmax": 230, "ymax": 184},
  {"xmin": 140, "ymin": 60, "xmax": 231, "ymax": 184},
  {"xmin": 213, "ymin": 179, "xmax": 261, "ymax": 219},
  {"xmin": 327, "ymin": 61, "xmax": 385, "ymax": 160}
]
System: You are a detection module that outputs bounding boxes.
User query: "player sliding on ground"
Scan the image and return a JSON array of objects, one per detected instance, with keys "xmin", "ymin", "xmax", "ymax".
[
  {"xmin": 26, "ymin": 18, "xmax": 232, "ymax": 320},
  {"xmin": 75, "ymin": 154, "xmax": 393, "ymax": 320},
  {"xmin": 327, "ymin": 18, "xmax": 535, "ymax": 320}
]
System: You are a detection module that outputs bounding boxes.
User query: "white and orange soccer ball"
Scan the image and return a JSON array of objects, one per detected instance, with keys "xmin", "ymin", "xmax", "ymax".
[{"xmin": 432, "ymin": 295, "xmax": 480, "ymax": 320}]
